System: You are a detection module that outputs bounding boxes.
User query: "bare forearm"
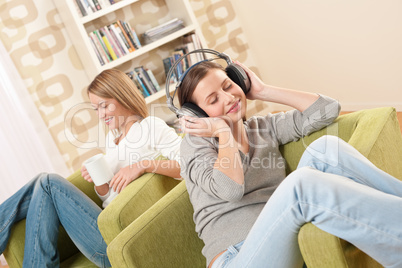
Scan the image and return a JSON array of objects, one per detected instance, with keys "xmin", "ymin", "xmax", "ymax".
[
  {"xmin": 214, "ymin": 131, "xmax": 244, "ymax": 184},
  {"xmin": 141, "ymin": 159, "xmax": 181, "ymax": 178},
  {"xmin": 257, "ymin": 85, "xmax": 319, "ymax": 112}
]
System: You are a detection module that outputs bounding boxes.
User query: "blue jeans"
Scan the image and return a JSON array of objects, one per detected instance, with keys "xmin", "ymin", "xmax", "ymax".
[
  {"xmin": 0, "ymin": 173, "xmax": 111, "ymax": 267},
  {"xmin": 212, "ymin": 135, "xmax": 402, "ymax": 268}
]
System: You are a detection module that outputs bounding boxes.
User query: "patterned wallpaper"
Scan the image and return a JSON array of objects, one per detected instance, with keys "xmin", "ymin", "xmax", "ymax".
[{"xmin": 0, "ymin": 0, "xmax": 267, "ymax": 171}]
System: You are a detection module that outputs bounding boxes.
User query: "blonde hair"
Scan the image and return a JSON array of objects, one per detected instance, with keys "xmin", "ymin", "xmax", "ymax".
[{"xmin": 87, "ymin": 69, "xmax": 149, "ymax": 136}]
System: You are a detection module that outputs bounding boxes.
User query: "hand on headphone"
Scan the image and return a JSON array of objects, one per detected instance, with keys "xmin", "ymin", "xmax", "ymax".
[
  {"xmin": 234, "ymin": 61, "xmax": 266, "ymax": 101},
  {"xmin": 179, "ymin": 116, "xmax": 232, "ymax": 138}
]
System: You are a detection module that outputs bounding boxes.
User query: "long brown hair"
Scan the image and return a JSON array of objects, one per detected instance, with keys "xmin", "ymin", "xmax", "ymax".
[
  {"xmin": 178, "ymin": 61, "xmax": 225, "ymax": 106},
  {"xmin": 87, "ymin": 69, "xmax": 149, "ymax": 119}
]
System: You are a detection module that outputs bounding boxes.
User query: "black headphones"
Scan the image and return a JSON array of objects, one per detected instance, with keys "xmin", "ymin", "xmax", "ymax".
[{"xmin": 165, "ymin": 49, "xmax": 251, "ymax": 118}]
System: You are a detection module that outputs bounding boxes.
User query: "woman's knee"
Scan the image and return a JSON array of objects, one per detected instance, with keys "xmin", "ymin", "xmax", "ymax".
[
  {"xmin": 284, "ymin": 167, "xmax": 321, "ymax": 189},
  {"xmin": 299, "ymin": 135, "xmax": 341, "ymax": 167},
  {"xmin": 36, "ymin": 173, "xmax": 65, "ymax": 188},
  {"xmin": 284, "ymin": 166, "xmax": 333, "ymax": 200}
]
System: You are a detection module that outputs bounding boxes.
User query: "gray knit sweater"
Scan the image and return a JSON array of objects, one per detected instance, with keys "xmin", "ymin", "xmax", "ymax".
[{"xmin": 180, "ymin": 95, "xmax": 341, "ymax": 265}]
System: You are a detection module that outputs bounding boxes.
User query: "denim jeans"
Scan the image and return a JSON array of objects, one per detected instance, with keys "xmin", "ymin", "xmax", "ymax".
[
  {"xmin": 0, "ymin": 173, "xmax": 111, "ymax": 267},
  {"xmin": 212, "ymin": 135, "xmax": 402, "ymax": 268}
]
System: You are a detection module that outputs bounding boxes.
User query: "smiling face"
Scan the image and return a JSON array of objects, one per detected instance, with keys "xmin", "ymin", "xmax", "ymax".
[
  {"xmin": 191, "ymin": 68, "xmax": 247, "ymax": 123},
  {"xmin": 89, "ymin": 92, "xmax": 135, "ymax": 131}
]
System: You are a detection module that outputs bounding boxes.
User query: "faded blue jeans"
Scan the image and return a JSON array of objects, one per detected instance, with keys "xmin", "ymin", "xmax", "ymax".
[
  {"xmin": 212, "ymin": 135, "xmax": 402, "ymax": 268},
  {"xmin": 0, "ymin": 173, "xmax": 110, "ymax": 267}
]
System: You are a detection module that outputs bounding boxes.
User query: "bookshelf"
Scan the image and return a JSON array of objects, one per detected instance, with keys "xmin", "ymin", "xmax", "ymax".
[{"xmin": 53, "ymin": 0, "xmax": 207, "ymax": 105}]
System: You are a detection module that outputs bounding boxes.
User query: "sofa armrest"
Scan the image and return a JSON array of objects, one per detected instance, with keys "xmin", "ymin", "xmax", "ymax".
[
  {"xmin": 349, "ymin": 107, "xmax": 402, "ymax": 180},
  {"xmin": 98, "ymin": 173, "xmax": 181, "ymax": 244},
  {"xmin": 107, "ymin": 181, "xmax": 205, "ymax": 268},
  {"xmin": 297, "ymin": 107, "xmax": 402, "ymax": 267}
]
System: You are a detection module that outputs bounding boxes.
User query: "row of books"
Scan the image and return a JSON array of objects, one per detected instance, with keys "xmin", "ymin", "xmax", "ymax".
[
  {"xmin": 75, "ymin": 0, "xmax": 121, "ymax": 17},
  {"xmin": 126, "ymin": 66, "xmax": 161, "ymax": 98},
  {"xmin": 163, "ymin": 33, "xmax": 205, "ymax": 83},
  {"xmin": 88, "ymin": 20, "xmax": 142, "ymax": 66}
]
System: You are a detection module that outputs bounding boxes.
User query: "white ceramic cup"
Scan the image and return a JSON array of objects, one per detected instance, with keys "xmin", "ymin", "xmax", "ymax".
[{"xmin": 83, "ymin": 154, "xmax": 114, "ymax": 186}]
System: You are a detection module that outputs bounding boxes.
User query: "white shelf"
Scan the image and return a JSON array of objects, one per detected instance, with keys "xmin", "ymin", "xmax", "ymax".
[
  {"xmin": 81, "ymin": 0, "xmax": 140, "ymax": 24},
  {"xmin": 145, "ymin": 83, "xmax": 175, "ymax": 104}
]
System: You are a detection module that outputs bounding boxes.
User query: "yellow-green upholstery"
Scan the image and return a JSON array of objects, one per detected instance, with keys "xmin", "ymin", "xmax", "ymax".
[
  {"xmin": 107, "ymin": 181, "xmax": 206, "ymax": 268},
  {"xmin": 4, "ymin": 107, "xmax": 402, "ymax": 268},
  {"xmin": 107, "ymin": 107, "xmax": 402, "ymax": 268},
  {"xmin": 295, "ymin": 107, "xmax": 402, "ymax": 268},
  {"xmin": 3, "ymin": 169, "xmax": 180, "ymax": 267}
]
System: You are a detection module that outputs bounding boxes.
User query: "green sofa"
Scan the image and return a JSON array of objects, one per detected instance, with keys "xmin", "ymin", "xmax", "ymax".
[
  {"xmin": 3, "ymin": 169, "xmax": 181, "ymax": 267},
  {"xmin": 107, "ymin": 107, "xmax": 402, "ymax": 268},
  {"xmin": 4, "ymin": 107, "xmax": 402, "ymax": 267}
]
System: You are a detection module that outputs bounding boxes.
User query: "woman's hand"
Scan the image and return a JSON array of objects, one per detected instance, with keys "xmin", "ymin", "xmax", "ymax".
[
  {"xmin": 236, "ymin": 61, "xmax": 319, "ymax": 110},
  {"xmin": 179, "ymin": 116, "xmax": 231, "ymax": 138},
  {"xmin": 81, "ymin": 165, "xmax": 110, "ymax": 195},
  {"xmin": 81, "ymin": 166, "xmax": 93, "ymax": 183},
  {"xmin": 109, "ymin": 164, "xmax": 146, "ymax": 193},
  {"xmin": 235, "ymin": 61, "xmax": 267, "ymax": 101}
]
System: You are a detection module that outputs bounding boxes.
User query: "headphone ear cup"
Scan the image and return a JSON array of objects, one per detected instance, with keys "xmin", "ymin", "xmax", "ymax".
[
  {"xmin": 180, "ymin": 102, "xmax": 209, "ymax": 118},
  {"xmin": 226, "ymin": 63, "xmax": 251, "ymax": 94}
]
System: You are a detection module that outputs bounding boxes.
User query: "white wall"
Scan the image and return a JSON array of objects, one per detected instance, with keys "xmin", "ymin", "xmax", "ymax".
[{"xmin": 232, "ymin": 0, "xmax": 402, "ymax": 111}]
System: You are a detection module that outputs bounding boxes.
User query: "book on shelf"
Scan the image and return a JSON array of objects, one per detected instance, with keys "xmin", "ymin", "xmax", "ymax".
[
  {"xmin": 86, "ymin": 0, "xmax": 97, "ymax": 13},
  {"xmin": 106, "ymin": 25, "xmax": 127, "ymax": 58},
  {"xmin": 99, "ymin": 28, "xmax": 118, "ymax": 60},
  {"xmin": 163, "ymin": 57, "xmax": 175, "ymax": 83},
  {"xmin": 133, "ymin": 71, "xmax": 151, "ymax": 97},
  {"xmin": 183, "ymin": 33, "xmax": 204, "ymax": 62},
  {"xmin": 172, "ymin": 50, "xmax": 185, "ymax": 79},
  {"xmin": 112, "ymin": 22, "xmax": 134, "ymax": 52},
  {"xmin": 93, "ymin": 30, "xmax": 112, "ymax": 62},
  {"xmin": 92, "ymin": 0, "xmax": 102, "ymax": 11},
  {"xmin": 134, "ymin": 67, "xmax": 157, "ymax": 94},
  {"xmin": 73, "ymin": 0, "xmax": 122, "ymax": 17},
  {"xmin": 75, "ymin": 0, "xmax": 87, "ymax": 17},
  {"xmin": 88, "ymin": 35, "xmax": 105, "ymax": 65},
  {"xmin": 162, "ymin": 33, "xmax": 205, "ymax": 82},
  {"xmin": 89, "ymin": 32, "xmax": 109, "ymax": 65},
  {"xmin": 88, "ymin": 20, "xmax": 142, "ymax": 65},
  {"xmin": 120, "ymin": 20, "xmax": 141, "ymax": 49},
  {"xmin": 79, "ymin": 0, "xmax": 95, "ymax": 15},
  {"xmin": 127, "ymin": 71, "xmax": 149, "ymax": 97},
  {"xmin": 142, "ymin": 18, "xmax": 185, "ymax": 45},
  {"xmin": 108, "ymin": 24, "xmax": 129, "ymax": 55},
  {"xmin": 102, "ymin": 26, "xmax": 123, "ymax": 58},
  {"xmin": 146, "ymin": 68, "xmax": 161, "ymax": 92},
  {"xmin": 126, "ymin": 67, "xmax": 161, "ymax": 98},
  {"xmin": 115, "ymin": 21, "xmax": 136, "ymax": 52},
  {"xmin": 174, "ymin": 47, "xmax": 189, "ymax": 70}
]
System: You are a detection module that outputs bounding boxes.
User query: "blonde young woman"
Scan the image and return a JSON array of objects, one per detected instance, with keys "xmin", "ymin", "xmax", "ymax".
[
  {"xmin": 0, "ymin": 69, "xmax": 182, "ymax": 267},
  {"xmin": 177, "ymin": 61, "xmax": 402, "ymax": 268}
]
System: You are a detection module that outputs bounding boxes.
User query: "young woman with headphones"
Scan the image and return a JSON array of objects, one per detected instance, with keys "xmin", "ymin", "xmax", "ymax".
[{"xmin": 168, "ymin": 49, "xmax": 402, "ymax": 268}]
